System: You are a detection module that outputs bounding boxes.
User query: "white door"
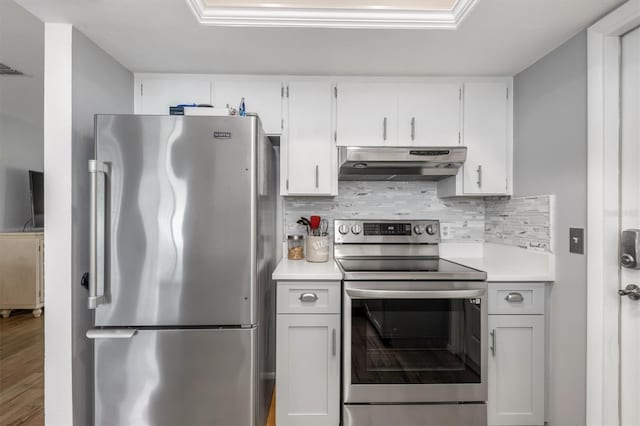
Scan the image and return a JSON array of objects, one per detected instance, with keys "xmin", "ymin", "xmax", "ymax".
[
  {"xmin": 285, "ymin": 81, "xmax": 336, "ymax": 196},
  {"xmin": 213, "ymin": 78, "xmax": 283, "ymax": 134},
  {"xmin": 487, "ymin": 315, "xmax": 544, "ymax": 426},
  {"xmin": 138, "ymin": 79, "xmax": 212, "ymax": 114},
  {"xmin": 276, "ymin": 314, "xmax": 340, "ymax": 426},
  {"xmin": 620, "ymin": 26, "xmax": 640, "ymax": 426},
  {"xmin": 336, "ymin": 82, "xmax": 397, "ymax": 146},
  {"xmin": 398, "ymin": 83, "xmax": 461, "ymax": 147},
  {"xmin": 462, "ymin": 82, "xmax": 509, "ymax": 195}
]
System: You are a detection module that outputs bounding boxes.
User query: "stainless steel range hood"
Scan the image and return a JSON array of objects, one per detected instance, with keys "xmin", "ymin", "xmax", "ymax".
[{"xmin": 338, "ymin": 146, "xmax": 467, "ymax": 181}]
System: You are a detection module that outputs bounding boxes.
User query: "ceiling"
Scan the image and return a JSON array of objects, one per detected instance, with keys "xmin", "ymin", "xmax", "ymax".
[
  {"xmin": 15, "ymin": 0, "xmax": 625, "ymax": 76},
  {"xmin": 202, "ymin": 0, "xmax": 459, "ymax": 11}
]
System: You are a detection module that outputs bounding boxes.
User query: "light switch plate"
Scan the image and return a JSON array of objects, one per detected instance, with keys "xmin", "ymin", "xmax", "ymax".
[{"xmin": 570, "ymin": 228, "xmax": 585, "ymax": 254}]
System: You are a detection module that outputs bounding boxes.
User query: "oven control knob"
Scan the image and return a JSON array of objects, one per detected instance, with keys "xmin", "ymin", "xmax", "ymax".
[
  {"xmin": 351, "ymin": 225, "xmax": 362, "ymax": 235},
  {"xmin": 338, "ymin": 224, "xmax": 350, "ymax": 235},
  {"xmin": 426, "ymin": 224, "xmax": 437, "ymax": 236},
  {"xmin": 413, "ymin": 225, "xmax": 423, "ymax": 235}
]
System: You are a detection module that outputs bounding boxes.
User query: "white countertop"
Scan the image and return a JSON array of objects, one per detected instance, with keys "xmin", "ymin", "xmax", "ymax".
[
  {"xmin": 272, "ymin": 243, "xmax": 555, "ymax": 283},
  {"xmin": 442, "ymin": 243, "xmax": 555, "ymax": 283},
  {"xmin": 272, "ymin": 256, "xmax": 343, "ymax": 281}
]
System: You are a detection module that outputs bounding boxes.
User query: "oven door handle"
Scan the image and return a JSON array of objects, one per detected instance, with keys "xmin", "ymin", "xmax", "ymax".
[{"xmin": 345, "ymin": 288, "xmax": 485, "ymax": 299}]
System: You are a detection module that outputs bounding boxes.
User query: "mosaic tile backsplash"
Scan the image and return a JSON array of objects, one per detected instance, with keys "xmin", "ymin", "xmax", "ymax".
[
  {"xmin": 283, "ymin": 182, "xmax": 553, "ymax": 252},
  {"xmin": 485, "ymin": 195, "xmax": 554, "ymax": 252}
]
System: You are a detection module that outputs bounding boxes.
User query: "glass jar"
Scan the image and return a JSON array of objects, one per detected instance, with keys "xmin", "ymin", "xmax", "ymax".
[{"xmin": 287, "ymin": 235, "xmax": 305, "ymax": 260}]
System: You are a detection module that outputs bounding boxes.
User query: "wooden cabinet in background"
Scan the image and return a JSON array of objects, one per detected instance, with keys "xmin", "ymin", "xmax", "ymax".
[{"xmin": 0, "ymin": 232, "xmax": 44, "ymax": 318}]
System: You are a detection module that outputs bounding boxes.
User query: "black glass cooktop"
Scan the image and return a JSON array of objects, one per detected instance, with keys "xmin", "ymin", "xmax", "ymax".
[{"xmin": 336, "ymin": 257, "xmax": 486, "ymax": 281}]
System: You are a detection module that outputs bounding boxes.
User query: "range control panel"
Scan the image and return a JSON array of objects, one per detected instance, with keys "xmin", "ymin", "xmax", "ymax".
[{"xmin": 334, "ymin": 219, "xmax": 441, "ymax": 244}]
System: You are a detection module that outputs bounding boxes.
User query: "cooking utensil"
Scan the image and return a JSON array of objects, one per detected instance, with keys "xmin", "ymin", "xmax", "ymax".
[
  {"xmin": 309, "ymin": 216, "xmax": 321, "ymax": 231},
  {"xmin": 320, "ymin": 219, "xmax": 329, "ymax": 236},
  {"xmin": 297, "ymin": 217, "xmax": 311, "ymax": 235}
]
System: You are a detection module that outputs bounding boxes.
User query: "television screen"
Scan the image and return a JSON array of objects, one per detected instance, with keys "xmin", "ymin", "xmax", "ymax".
[{"xmin": 29, "ymin": 170, "xmax": 44, "ymax": 229}]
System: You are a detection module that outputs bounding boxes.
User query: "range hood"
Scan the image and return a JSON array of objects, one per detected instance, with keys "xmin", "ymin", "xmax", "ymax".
[{"xmin": 338, "ymin": 146, "xmax": 467, "ymax": 181}]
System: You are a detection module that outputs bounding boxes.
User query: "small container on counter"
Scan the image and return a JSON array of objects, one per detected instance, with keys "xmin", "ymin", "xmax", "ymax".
[
  {"xmin": 287, "ymin": 235, "xmax": 305, "ymax": 260},
  {"xmin": 306, "ymin": 235, "xmax": 330, "ymax": 263}
]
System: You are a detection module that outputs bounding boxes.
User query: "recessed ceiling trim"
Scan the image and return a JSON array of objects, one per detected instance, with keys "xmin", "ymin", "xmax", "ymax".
[{"xmin": 186, "ymin": 0, "xmax": 480, "ymax": 29}]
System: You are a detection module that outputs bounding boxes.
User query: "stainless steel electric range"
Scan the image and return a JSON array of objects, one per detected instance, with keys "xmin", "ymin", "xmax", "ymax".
[{"xmin": 334, "ymin": 219, "xmax": 488, "ymax": 426}]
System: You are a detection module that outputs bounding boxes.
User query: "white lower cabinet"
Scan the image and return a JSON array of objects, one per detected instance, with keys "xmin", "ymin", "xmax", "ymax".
[
  {"xmin": 488, "ymin": 314, "xmax": 545, "ymax": 426},
  {"xmin": 276, "ymin": 281, "xmax": 341, "ymax": 426}
]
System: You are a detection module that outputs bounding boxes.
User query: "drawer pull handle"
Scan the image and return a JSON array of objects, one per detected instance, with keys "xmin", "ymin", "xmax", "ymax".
[
  {"xmin": 504, "ymin": 292, "xmax": 524, "ymax": 303},
  {"xmin": 299, "ymin": 292, "xmax": 319, "ymax": 302}
]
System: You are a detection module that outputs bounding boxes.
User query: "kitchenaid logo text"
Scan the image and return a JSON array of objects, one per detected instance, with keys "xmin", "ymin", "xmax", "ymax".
[{"xmin": 213, "ymin": 131, "xmax": 232, "ymax": 139}]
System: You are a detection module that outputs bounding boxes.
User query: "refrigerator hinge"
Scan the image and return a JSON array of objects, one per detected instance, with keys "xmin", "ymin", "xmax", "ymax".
[{"xmin": 334, "ymin": 86, "xmax": 338, "ymax": 98}]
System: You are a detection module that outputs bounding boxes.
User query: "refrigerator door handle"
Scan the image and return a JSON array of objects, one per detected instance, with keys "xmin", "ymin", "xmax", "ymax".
[
  {"xmin": 89, "ymin": 160, "xmax": 109, "ymax": 309},
  {"xmin": 86, "ymin": 328, "xmax": 137, "ymax": 339}
]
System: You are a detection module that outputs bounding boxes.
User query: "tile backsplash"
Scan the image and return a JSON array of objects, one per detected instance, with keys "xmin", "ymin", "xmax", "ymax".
[
  {"xmin": 485, "ymin": 195, "xmax": 554, "ymax": 252},
  {"xmin": 283, "ymin": 182, "xmax": 553, "ymax": 252}
]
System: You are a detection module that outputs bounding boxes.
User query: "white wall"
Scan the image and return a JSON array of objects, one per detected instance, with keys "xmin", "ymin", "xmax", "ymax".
[
  {"xmin": 0, "ymin": 0, "xmax": 44, "ymax": 231},
  {"xmin": 44, "ymin": 22, "xmax": 133, "ymax": 426},
  {"xmin": 44, "ymin": 22, "xmax": 74, "ymax": 426},
  {"xmin": 513, "ymin": 31, "xmax": 588, "ymax": 426}
]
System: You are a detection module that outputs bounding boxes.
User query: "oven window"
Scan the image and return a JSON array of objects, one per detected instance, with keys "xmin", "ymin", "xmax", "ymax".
[{"xmin": 351, "ymin": 298, "xmax": 482, "ymax": 384}]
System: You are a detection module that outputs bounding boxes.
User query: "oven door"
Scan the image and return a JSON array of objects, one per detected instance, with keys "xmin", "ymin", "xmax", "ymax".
[{"xmin": 343, "ymin": 281, "xmax": 487, "ymax": 404}]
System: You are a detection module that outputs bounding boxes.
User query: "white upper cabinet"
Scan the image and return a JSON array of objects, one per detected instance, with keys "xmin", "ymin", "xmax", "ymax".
[
  {"xmin": 336, "ymin": 82, "xmax": 398, "ymax": 146},
  {"xmin": 438, "ymin": 80, "xmax": 512, "ymax": 197},
  {"xmin": 283, "ymin": 81, "xmax": 337, "ymax": 196},
  {"xmin": 462, "ymin": 81, "xmax": 510, "ymax": 195},
  {"xmin": 138, "ymin": 79, "xmax": 212, "ymax": 115},
  {"xmin": 213, "ymin": 78, "xmax": 283, "ymax": 134},
  {"xmin": 398, "ymin": 83, "xmax": 461, "ymax": 146}
]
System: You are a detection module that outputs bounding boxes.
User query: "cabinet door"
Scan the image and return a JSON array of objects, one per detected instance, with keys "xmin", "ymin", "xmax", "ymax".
[
  {"xmin": 488, "ymin": 315, "xmax": 544, "ymax": 426},
  {"xmin": 336, "ymin": 82, "xmax": 397, "ymax": 146},
  {"xmin": 462, "ymin": 82, "xmax": 509, "ymax": 194},
  {"xmin": 398, "ymin": 83, "xmax": 461, "ymax": 146},
  {"xmin": 276, "ymin": 314, "xmax": 340, "ymax": 426},
  {"xmin": 213, "ymin": 79, "xmax": 283, "ymax": 134},
  {"xmin": 139, "ymin": 79, "xmax": 212, "ymax": 115},
  {"xmin": 285, "ymin": 82, "xmax": 336, "ymax": 196}
]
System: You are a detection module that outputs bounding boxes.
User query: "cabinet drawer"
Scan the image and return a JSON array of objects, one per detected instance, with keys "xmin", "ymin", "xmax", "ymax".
[
  {"xmin": 488, "ymin": 283, "xmax": 545, "ymax": 315},
  {"xmin": 277, "ymin": 281, "xmax": 341, "ymax": 314}
]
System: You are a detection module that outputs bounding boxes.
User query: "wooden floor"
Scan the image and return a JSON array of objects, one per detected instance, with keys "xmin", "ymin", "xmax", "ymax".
[
  {"xmin": 266, "ymin": 391, "xmax": 276, "ymax": 426},
  {"xmin": 0, "ymin": 310, "xmax": 44, "ymax": 426}
]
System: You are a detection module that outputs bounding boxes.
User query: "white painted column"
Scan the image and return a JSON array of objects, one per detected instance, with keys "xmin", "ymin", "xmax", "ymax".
[{"xmin": 43, "ymin": 22, "xmax": 74, "ymax": 426}]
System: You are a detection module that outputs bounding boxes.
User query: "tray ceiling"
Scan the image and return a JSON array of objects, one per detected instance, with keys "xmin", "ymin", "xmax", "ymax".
[{"xmin": 188, "ymin": 0, "xmax": 478, "ymax": 28}]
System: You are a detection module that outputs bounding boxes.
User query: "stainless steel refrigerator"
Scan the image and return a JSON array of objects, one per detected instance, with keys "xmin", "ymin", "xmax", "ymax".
[{"xmin": 86, "ymin": 114, "xmax": 277, "ymax": 426}]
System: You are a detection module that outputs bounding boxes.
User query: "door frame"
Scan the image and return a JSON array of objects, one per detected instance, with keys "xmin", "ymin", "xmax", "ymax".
[{"xmin": 587, "ymin": 1, "xmax": 640, "ymax": 425}]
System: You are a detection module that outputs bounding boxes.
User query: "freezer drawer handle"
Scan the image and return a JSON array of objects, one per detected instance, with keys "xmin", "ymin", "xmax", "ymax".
[
  {"xmin": 88, "ymin": 160, "xmax": 109, "ymax": 309},
  {"xmin": 299, "ymin": 292, "xmax": 319, "ymax": 302},
  {"xmin": 86, "ymin": 329, "xmax": 137, "ymax": 339}
]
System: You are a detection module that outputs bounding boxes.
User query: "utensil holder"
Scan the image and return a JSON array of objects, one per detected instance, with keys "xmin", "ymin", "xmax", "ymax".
[{"xmin": 306, "ymin": 235, "xmax": 330, "ymax": 263}]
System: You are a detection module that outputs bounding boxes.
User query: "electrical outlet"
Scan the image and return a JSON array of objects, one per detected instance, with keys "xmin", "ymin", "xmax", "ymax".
[{"xmin": 441, "ymin": 224, "xmax": 451, "ymax": 238}]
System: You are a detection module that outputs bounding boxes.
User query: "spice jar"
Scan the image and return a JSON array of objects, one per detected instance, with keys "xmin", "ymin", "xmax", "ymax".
[{"xmin": 287, "ymin": 235, "xmax": 305, "ymax": 260}]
